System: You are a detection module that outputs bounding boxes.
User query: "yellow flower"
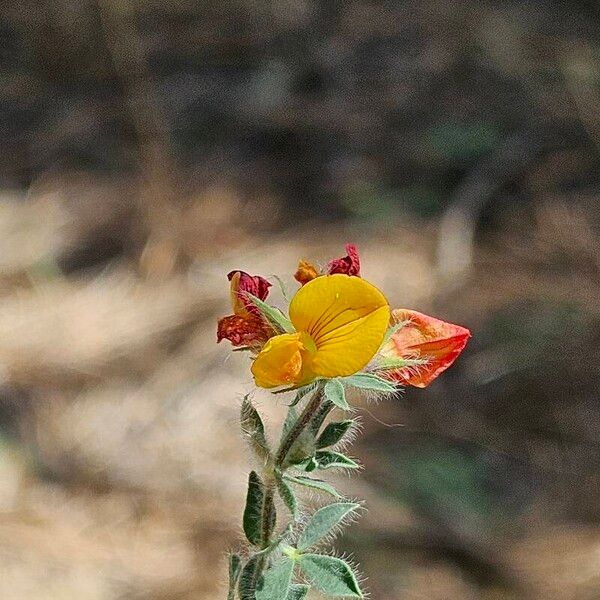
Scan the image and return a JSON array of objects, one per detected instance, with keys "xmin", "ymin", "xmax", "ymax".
[{"xmin": 251, "ymin": 274, "xmax": 390, "ymax": 388}]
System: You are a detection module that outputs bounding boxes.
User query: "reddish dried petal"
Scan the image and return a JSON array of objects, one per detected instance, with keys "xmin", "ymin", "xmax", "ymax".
[
  {"xmin": 217, "ymin": 313, "xmax": 272, "ymax": 347},
  {"xmin": 382, "ymin": 309, "xmax": 471, "ymax": 387},
  {"xmin": 294, "ymin": 259, "xmax": 320, "ymax": 286},
  {"xmin": 228, "ymin": 270, "xmax": 272, "ymax": 315},
  {"xmin": 327, "ymin": 244, "xmax": 360, "ymax": 276}
]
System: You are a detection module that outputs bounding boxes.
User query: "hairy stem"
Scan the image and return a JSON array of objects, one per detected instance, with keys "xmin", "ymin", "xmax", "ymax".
[
  {"xmin": 260, "ymin": 477, "xmax": 276, "ymax": 549},
  {"xmin": 275, "ymin": 387, "xmax": 324, "ymax": 467},
  {"xmin": 247, "ymin": 387, "xmax": 325, "ymax": 593}
]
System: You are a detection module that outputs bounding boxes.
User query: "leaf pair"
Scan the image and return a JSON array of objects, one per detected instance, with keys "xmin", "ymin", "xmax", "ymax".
[
  {"xmin": 257, "ymin": 553, "xmax": 363, "ymax": 599},
  {"xmin": 253, "ymin": 503, "xmax": 363, "ymax": 599}
]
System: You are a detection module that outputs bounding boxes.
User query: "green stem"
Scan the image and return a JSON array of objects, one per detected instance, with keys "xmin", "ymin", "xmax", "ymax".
[
  {"xmin": 260, "ymin": 477, "xmax": 276, "ymax": 549},
  {"xmin": 275, "ymin": 387, "xmax": 324, "ymax": 467},
  {"xmin": 248, "ymin": 387, "xmax": 325, "ymax": 594}
]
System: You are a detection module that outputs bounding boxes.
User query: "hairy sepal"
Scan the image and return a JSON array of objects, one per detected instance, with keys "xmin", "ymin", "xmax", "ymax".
[
  {"xmin": 324, "ymin": 378, "xmax": 350, "ymax": 410},
  {"xmin": 341, "ymin": 372, "xmax": 397, "ymax": 393}
]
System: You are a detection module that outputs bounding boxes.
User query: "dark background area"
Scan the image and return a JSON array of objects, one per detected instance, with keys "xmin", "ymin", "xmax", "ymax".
[{"xmin": 0, "ymin": 1, "xmax": 598, "ymax": 598}]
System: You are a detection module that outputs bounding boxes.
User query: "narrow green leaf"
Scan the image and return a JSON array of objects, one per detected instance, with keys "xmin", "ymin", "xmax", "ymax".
[
  {"xmin": 228, "ymin": 553, "xmax": 242, "ymax": 600},
  {"xmin": 241, "ymin": 397, "xmax": 270, "ymax": 461},
  {"xmin": 283, "ymin": 474, "xmax": 341, "ymax": 498},
  {"xmin": 238, "ymin": 555, "xmax": 261, "ymax": 600},
  {"xmin": 309, "ymin": 398, "xmax": 334, "ymax": 434},
  {"xmin": 275, "ymin": 471, "xmax": 299, "ymax": 520},
  {"xmin": 243, "ymin": 471, "xmax": 265, "ymax": 546},
  {"xmin": 299, "ymin": 456, "xmax": 319, "ymax": 472},
  {"xmin": 297, "ymin": 503, "xmax": 360, "ymax": 551},
  {"xmin": 287, "ymin": 584, "xmax": 310, "ymax": 599},
  {"xmin": 246, "ymin": 293, "xmax": 295, "ymax": 334},
  {"xmin": 315, "ymin": 450, "xmax": 359, "ymax": 470},
  {"xmin": 324, "ymin": 378, "xmax": 350, "ymax": 410},
  {"xmin": 297, "ymin": 554, "xmax": 363, "ymax": 598},
  {"xmin": 375, "ymin": 356, "xmax": 428, "ymax": 370},
  {"xmin": 256, "ymin": 558, "xmax": 294, "ymax": 600},
  {"xmin": 316, "ymin": 420, "xmax": 354, "ymax": 448},
  {"xmin": 284, "ymin": 429, "xmax": 317, "ymax": 468},
  {"xmin": 380, "ymin": 320, "xmax": 411, "ymax": 347},
  {"xmin": 341, "ymin": 372, "xmax": 397, "ymax": 393}
]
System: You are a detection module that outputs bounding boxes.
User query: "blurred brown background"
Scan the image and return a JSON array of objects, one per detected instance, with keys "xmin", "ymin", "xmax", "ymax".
[{"xmin": 0, "ymin": 1, "xmax": 599, "ymax": 598}]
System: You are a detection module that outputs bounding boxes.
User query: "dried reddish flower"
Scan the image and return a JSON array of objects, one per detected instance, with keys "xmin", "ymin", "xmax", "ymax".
[
  {"xmin": 217, "ymin": 270, "xmax": 273, "ymax": 346},
  {"xmin": 327, "ymin": 244, "xmax": 360, "ymax": 276}
]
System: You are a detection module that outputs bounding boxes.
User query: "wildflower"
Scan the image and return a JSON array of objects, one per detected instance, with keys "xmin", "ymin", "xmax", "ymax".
[
  {"xmin": 251, "ymin": 274, "xmax": 390, "ymax": 388},
  {"xmin": 217, "ymin": 270, "xmax": 273, "ymax": 347},
  {"xmin": 379, "ymin": 309, "xmax": 471, "ymax": 387}
]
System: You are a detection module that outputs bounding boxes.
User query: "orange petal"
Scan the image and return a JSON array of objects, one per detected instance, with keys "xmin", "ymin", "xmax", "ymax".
[
  {"xmin": 381, "ymin": 309, "xmax": 471, "ymax": 387},
  {"xmin": 294, "ymin": 259, "xmax": 320, "ymax": 286}
]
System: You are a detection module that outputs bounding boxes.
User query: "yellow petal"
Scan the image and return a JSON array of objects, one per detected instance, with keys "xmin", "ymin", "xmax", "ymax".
[
  {"xmin": 251, "ymin": 333, "xmax": 305, "ymax": 388},
  {"xmin": 289, "ymin": 274, "xmax": 390, "ymax": 378}
]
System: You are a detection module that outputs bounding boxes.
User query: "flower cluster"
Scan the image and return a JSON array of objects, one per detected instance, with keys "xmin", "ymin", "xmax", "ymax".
[
  {"xmin": 219, "ymin": 244, "xmax": 472, "ymax": 600},
  {"xmin": 218, "ymin": 244, "xmax": 470, "ymax": 390}
]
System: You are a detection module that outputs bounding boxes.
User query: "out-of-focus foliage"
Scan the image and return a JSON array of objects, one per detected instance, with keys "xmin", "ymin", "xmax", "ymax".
[{"xmin": 0, "ymin": 1, "xmax": 598, "ymax": 598}]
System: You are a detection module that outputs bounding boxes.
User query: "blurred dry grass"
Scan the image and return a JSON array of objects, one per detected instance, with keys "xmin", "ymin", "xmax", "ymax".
[
  {"xmin": 1, "ymin": 0, "xmax": 600, "ymax": 598},
  {"xmin": 0, "ymin": 182, "xmax": 596, "ymax": 599}
]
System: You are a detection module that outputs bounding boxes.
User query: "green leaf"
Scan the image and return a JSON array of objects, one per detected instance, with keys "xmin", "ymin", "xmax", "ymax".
[
  {"xmin": 324, "ymin": 379, "xmax": 350, "ymax": 410},
  {"xmin": 284, "ymin": 474, "xmax": 341, "ymax": 498},
  {"xmin": 243, "ymin": 471, "xmax": 265, "ymax": 546},
  {"xmin": 375, "ymin": 356, "xmax": 428, "ymax": 370},
  {"xmin": 316, "ymin": 420, "xmax": 354, "ymax": 448},
  {"xmin": 227, "ymin": 553, "xmax": 242, "ymax": 600},
  {"xmin": 287, "ymin": 584, "xmax": 310, "ymax": 599},
  {"xmin": 238, "ymin": 555, "xmax": 261, "ymax": 600},
  {"xmin": 256, "ymin": 558, "xmax": 294, "ymax": 600},
  {"xmin": 341, "ymin": 373, "xmax": 397, "ymax": 393},
  {"xmin": 241, "ymin": 397, "xmax": 270, "ymax": 461},
  {"xmin": 297, "ymin": 554, "xmax": 363, "ymax": 598},
  {"xmin": 314, "ymin": 450, "xmax": 359, "ymax": 470},
  {"xmin": 309, "ymin": 398, "xmax": 334, "ymax": 435},
  {"xmin": 299, "ymin": 457, "xmax": 319, "ymax": 472},
  {"xmin": 380, "ymin": 320, "xmax": 411, "ymax": 347},
  {"xmin": 297, "ymin": 503, "xmax": 360, "ymax": 551},
  {"xmin": 275, "ymin": 471, "xmax": 299, "ymax": 520},
  {"xmin": 246, "ymin": 293, "xmax": 295, "ymax": 334},
  {"xmin": 283, "ymin": 429, "xmax": 317, "ymax": 468}
]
